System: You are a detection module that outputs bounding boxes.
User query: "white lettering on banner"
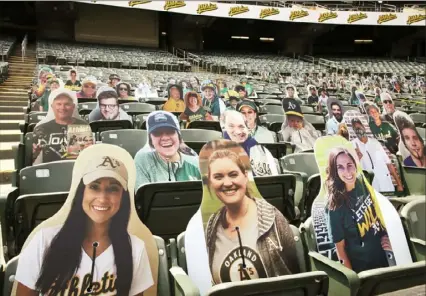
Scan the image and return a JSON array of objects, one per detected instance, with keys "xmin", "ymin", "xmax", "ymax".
[{"xmin": 77, "ymin": 1, "xmax": 426, "ymax": 26}]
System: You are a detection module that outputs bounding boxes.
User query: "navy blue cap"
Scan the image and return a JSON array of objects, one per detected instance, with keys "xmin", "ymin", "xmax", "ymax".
[{"xmin": 148, "ymin": 112, "xmax": 179, "ymax": 134}]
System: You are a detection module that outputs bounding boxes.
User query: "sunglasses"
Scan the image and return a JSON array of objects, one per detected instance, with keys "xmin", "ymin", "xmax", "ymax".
[
  {"xmin": 119, "ymin": 88, "xmax": 128, "ymax": 91},
  {"xmin": 383, "ymin": 100, "xmax": 393, "ymax": 104}
]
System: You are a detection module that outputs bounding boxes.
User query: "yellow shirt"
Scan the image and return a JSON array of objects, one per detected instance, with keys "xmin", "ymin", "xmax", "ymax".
[{"xmin": 163, "ymin": 98, "xmax": 185, "ymax": 112}]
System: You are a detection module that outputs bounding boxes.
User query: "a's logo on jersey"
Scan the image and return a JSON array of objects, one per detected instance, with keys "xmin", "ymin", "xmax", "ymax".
[
  {"xmin": 288, "ymin": 101, "xmax": 296, "ymax": 110},
  {"xmin": 219, "ymin": 246, "xmax": 266, "ymax": 282}
]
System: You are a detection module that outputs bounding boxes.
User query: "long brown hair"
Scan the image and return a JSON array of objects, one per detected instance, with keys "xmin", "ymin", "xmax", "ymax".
[{"xmin": 326, "ymin": 147, "xmax": 358, "ymax": 211}]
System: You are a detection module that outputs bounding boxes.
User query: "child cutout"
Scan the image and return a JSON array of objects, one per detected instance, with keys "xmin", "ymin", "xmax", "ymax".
[
  {"xmin": 310, "ymin": 136, "xmax": 411, "ymax": 273},
  {"xmin": 163, "ymin": 84, "xmax": 185, "ymax": 113},
  {"xmin": 393, "ymin": 111, "xmax": 426, "ymax": 168},
  {"xmin": 185, "ymin": 139, "xmax": 299, "ymax": 295},
  {"xmin": 14, "ymin": 144, "xmax": 158, "ymax": 296}
]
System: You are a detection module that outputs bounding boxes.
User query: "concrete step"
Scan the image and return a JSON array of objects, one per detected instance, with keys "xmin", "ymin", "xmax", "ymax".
[
  {"xmin": 0, "ymin": 142, "xmax": 19, "ymax": 160},
  {"xmin": 0, "ymin": 112, "xmax": 25, "ymax": 120},
  {"xmin": 0, "ymin": 120, "xmax": 24, "ymax": 129},
  {"xmin": 0, "ymin": 130, "xmax": 21, "ymax": 142},
  {"xmin": 0, "ymin": 101, "xmax": 29, "ymax": 107},
  {"xmin": 0, "ymin": 106, "xmax": 27, "ymax": 113}
]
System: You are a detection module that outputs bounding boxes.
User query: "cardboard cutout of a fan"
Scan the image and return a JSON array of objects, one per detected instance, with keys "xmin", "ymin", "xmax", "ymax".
[
  {"xmin": 221, "ymin": 110, "xmax": 279, "ymax": 176},
  {"xmin": 310, "ymin": 136, "xmax": 412, "ymax": 274},
  {"xmin": 13, "ymin": 144, "xmax": 158, "ymax": 296},
  {"xmin": 32, "ymin": 88, "xmax": 93, "ymax": 165},
  {"xmin": 393, "ymin": 110, "xmax": 426, "ymax": 168},
  {"xmin": 362, "ymin": 101, "xmax": 399, "ymax": 154},
  {"xmin": 343, "ymin": 110, "xmax": 403, "ymax": 195},
  {"xmin": 185, "ymin": 139, "xmax": 299, "ymax": 295},
  {"xmin": 134, "ymin": 110, "xmax": 201, "ymax": 190}
]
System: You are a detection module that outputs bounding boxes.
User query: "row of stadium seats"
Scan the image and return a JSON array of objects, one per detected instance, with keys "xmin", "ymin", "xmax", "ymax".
[
  {"xmin": 0, "ymin": 36, "xmax": 15, "ymax": 61},
  {"xmin": 37, "ymin": 41, "xmax": 192, "ymax": 70},
  {"xmin": 1, "ymin": 155, "xmax": 425, "ymax": 295}
]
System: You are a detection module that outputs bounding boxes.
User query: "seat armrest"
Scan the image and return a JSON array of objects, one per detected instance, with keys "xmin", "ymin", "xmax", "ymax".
[
  {"xmin": 309, "ymin": 251, "xmax": 361, "ymax": 295},
  {"xmin": 170, "ymin": 266, "xmax": 200, "ymax": 296}
]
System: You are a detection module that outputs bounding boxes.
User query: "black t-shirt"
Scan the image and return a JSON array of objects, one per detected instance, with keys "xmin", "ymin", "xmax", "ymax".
[
  {"xmin": 33, "ymin": 118, "xmax": 88, "ymax": 164},
  {"xmin": 326, "ymin": 181, "xmax": 389, "ymax": 273},
  {"xmin": 308, "ymin": 95, "xmax": 319, "ymax": 105}
]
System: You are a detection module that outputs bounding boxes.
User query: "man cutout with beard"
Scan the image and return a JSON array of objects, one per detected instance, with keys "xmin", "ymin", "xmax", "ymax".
[
  {"xmin": 88, "ymin": 87, "xmax": 132, "ymax": 123},
  {"xmin": 326, "ymin": 100, "xmax": 344, "ymax": 135},
  {"xmin": 351, "ymin": 118, "xmax": 403, "ymax": 193},
  {"xmin": 380, "ymin": 92, "xmax": 396, "ymax": 125}
]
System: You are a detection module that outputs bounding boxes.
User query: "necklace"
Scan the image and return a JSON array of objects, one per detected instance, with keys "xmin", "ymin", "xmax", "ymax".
[{"xmin": 227, "ymin": 201, "xmax": 250, "ymax": 232}]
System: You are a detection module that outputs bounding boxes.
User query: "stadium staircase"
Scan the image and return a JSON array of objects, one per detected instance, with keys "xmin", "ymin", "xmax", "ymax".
[{"xmin": 0, "ymin": 42, "xmax": 35, "ymax": 194}]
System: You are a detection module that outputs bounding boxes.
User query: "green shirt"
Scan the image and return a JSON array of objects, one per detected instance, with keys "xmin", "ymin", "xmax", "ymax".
[
  {"xmin": 368, "ymin": 120, "xmax": 399, "ymax": 154},
  {"xmin": 326, "ymin": 181, "xmax": 389, "ymax": 273},
  {"xmin": 134, "ymin": 149, "xmax": 201, "ymax": 190},
  {"xmin": 40, "ymin": 89, "xmax": 51, "ymax": 111}
]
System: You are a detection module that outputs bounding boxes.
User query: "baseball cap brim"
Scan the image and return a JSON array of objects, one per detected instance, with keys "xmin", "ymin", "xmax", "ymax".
[
  {"xmin": 286, "ymin": 111, "xmax": 304, "ymax": 118},
  {"xmin": 83, "ymin": 170, "xmax": 128, "ymax": 191}
]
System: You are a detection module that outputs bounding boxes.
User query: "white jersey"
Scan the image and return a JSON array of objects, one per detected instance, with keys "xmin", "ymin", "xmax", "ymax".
[
  {"xmin": 352, "ymin": 137, "xmax": 395, "ymax": 193},
  {"xmin": 15, "ymin": 225, "xmax": 153, "ymax": 295}
]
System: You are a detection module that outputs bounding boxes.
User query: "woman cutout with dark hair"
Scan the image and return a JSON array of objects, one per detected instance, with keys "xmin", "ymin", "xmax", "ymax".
[
  {"xmin": 325, "ymin": 147, "xmax": 393, "ymax": 273},
  {"xmin": 15, "ymin": 155, "xmax": 153, "ymax": 295}
]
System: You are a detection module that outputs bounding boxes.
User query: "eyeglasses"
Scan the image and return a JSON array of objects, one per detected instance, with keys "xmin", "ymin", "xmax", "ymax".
[
  {"xmin": 119, "ymin": 88, "xmax": 128, "ymax": 91},
  {"xmin": 100, "ymin": 104, "xmax": 118, "ymax": 110},
  {"xmin": 383, "ymin": 100, "xmax": 393, "ymax": 104}
]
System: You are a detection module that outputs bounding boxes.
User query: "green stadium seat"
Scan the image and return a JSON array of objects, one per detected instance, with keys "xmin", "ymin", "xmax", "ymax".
[
  {"xmin": 135, "ymin": 181, "xmax": 203, "ymax": 240},
  {"xmin": 301, "ymin": 217, "xmax": 426, "ymax": 296},
  {"xmin": 303, "ymin": 114, "xmax": 326, "ymax": 131},
  {"xmin": 401, "ymin": 199, "xmax": 426, "ymax": 261},
  {"xmin": 173, "ymin": 226, "xmax": 329, "ymax": 296},
  {"xmin": 89, "ymin": 120, "xmax": 133, "ymax": 140},
  {"xmin": 120, "ymin": 102, "xmax": 156, "ymax": 116},
  {"xmin": 180, "ymin": 129, "xmax": 223, "ymax": 154},
  {"xmin": 100, "ymin": 129, "xmax": 147, "ymax": 158},
  {"xmin": 281, "ymin": 153, "xmax": 319, "ymax": 221},
  {"xmin": 187, "ymin": 121, "xmax": 222, "ymax": 132}
]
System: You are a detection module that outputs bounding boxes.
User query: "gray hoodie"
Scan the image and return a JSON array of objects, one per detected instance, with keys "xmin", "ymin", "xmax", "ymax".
[{"xmin": 205, "ymin": 198, "xmax": 299, "ymax": 281}]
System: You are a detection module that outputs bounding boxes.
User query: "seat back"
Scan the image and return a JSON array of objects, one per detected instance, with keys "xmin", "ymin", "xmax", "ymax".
[
  {"xmin": 135, "ymin": 181, "xmax": 203, "ymax": 240},
  {"xmin": 19, "ymin": 161, "xmax": 75, "ymax": 195},
  {"xmin": 263, "ymin": 105, "xmax": 284, "ymax": 115},
  {"xmin": 120, "ymin": 102, "xmax": 156, "ymax": 116},
  {"xmin": 401, "ymin": 199, "xmax": 426, "ymax": 241},
  {"xmin": 14, "ymin": 192, "xmax": 69, "ymax": 252},
  {"xmin": 89, "ymin": 120, "xmax": 133, "ymax": 139},
  {"xmin": 180, "ymin": 129, "xmax": 222, "ymax": 142},
  {"xmin": 401, "ymin": 166, "xmax": 426, "ymax": 196},
  {"xmin": 100, "ymin": 129, "xmax": 147, "ymax": 158},
  {"xmin": 206, "ymin": 271, "xmax": 328, "ymax": 296},
  {"xmin": 281, "ymin": 153, "xmax": 318, "ymax": 178},
  {"xmin": 254, "ymin": 175, "xmax": 298, "ymax": 222},
  {"xmin": 187, "ymin": 121, "xmax": 222, "ymax": 132},
  {"xmin": 303, "ymin": 114, "xmax": 325, "ymax": 131},
  {"xmin": 261, "ymin": 142, "xmax": 294, "ymax": 159},
  {"xmin": 77, "ymin": 102, "xmax": 97, "ymax": 115}
]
